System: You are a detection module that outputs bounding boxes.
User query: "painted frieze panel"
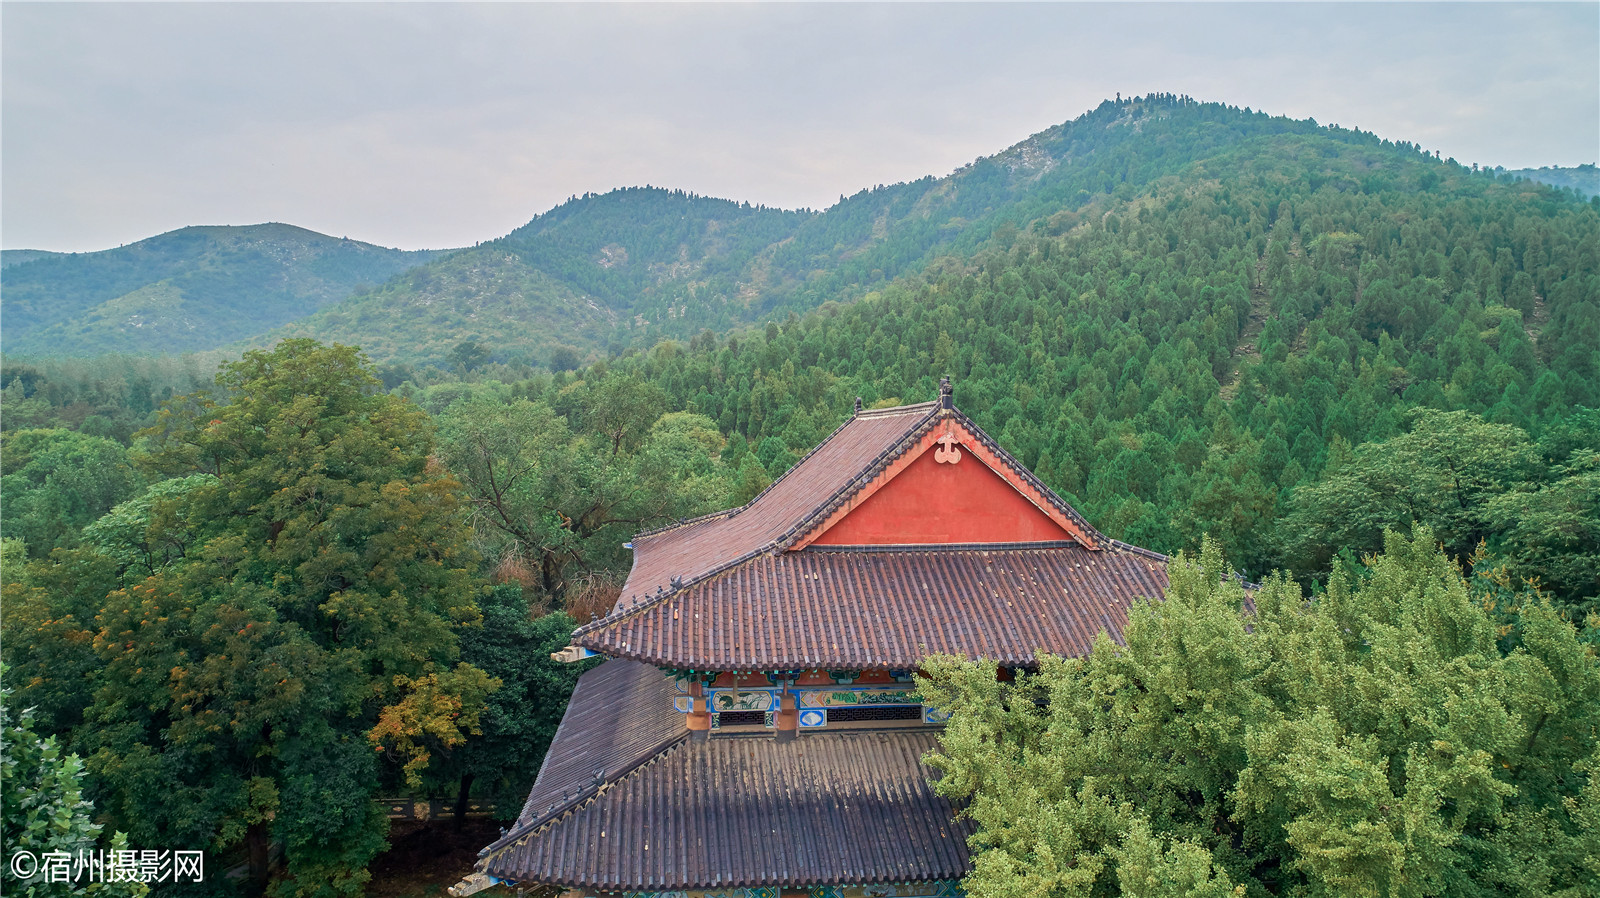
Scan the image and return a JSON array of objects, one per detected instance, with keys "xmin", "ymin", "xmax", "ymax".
[
  {"xmin": 797, "ymin": 688, "xmax": 918, "ymax": 709},
  {"xmin": 710, "ymin": 689, "xmax": 774, "ymax": 712}
]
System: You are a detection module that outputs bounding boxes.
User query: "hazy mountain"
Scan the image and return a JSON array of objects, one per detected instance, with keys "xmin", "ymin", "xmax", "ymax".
[
  {"xmin": 1500, "ymin": 164, "xmax": 1600, "ymax": 198},
  {"xmin": 1, "ymin": 223, "xmax": 443, "ymax": 357},
  {"xmin": 1, "ymin": 250, "xmax": 68, "ymax": 269}
]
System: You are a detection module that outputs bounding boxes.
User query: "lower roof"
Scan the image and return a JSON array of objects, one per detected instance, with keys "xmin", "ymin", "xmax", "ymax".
[{"xmin": 480, "ymin": 660, "xmax": 973, "ymax": 890}]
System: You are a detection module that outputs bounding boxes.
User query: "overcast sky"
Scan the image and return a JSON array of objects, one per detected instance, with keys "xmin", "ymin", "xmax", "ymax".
[{"xmin": 3, "ymin": 2, "xmax": 1596, "ymax": 253}]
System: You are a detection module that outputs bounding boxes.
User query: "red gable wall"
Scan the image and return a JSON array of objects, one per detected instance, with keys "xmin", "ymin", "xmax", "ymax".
[{"xmin": 809, "ymin": 443, "xmax": 1074, "ymax": 546}]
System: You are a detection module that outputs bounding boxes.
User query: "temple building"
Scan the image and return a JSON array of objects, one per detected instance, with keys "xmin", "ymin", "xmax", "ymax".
[{"xmin": 455, "ymin": 380, "xmax": 1171, "ymax": 898}]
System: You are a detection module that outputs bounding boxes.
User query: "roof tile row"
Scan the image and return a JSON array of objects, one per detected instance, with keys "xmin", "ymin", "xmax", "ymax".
[{"xmin": 581, "ymin": 542, "xmax": 1169, "ymax": 670}]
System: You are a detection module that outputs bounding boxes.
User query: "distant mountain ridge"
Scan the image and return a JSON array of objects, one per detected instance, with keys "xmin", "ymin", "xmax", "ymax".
[
  {"xmin": 280, "ymin": 94, "xmax": 1584, "ymax": 367},
  {"xmin": 1, "ymin": 249, "xmax": 68, "ymax": 269},
  {"xmin": 8, "ymin": 96, "xmax": 1594, "ymax": 364},
  {"xmin": 1500, "ymin": 164, "xmax": 1599, "ymax": 198},
  {"xmin": 1, "ymin": 223, "xmax": 444, "ymax": 357}
]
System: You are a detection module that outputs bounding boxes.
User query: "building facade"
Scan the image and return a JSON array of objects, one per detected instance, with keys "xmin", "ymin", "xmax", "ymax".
[{"xmin": 455, "ymin": 381, "xmax": 1171, "ymax": 897}]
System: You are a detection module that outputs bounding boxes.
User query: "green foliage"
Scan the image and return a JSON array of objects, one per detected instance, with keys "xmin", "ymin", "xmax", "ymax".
[
  {"xmin": 1499, "ymin": 164, "xmax": 1600, "ymax": 199},
  {"xmin": 1286, "ymin": 410, "xmax": 1600, "ymax": 615},
  {"xmin": 79, "ymin": 474, "xmax": 216, "ymax": 584},
  {"xmin": 920, "ymin": 531, "xmax": 1600, "ymax": 898},
  {"xmin": 1, "ymin": 667, "xmax": 146, "ymax": 898},
  {"xmin": 7, "ymin": 340, "xmax": 492, "ymax": 896},
  {"xmin": 434, "ymin": 377, "xmax": 732, "ymax": 600},
  {"xmin": 1, "ymin": 352, "xmax": 223, "ymax": 443},
  {"xmin": 449, "ymin": 587, "xmax": 595, "ymax": 819},
  {"xmin": 0, "ymin": 428, "xmax": 140, "ymax": 557},
  {"xmin": 1282, "ymin": 409, "xmax": 1538, "ymax": 565}
]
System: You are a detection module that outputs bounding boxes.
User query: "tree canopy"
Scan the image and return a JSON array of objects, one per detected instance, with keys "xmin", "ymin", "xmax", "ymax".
[
  {"xmin": 4, "ymin": 341, "xmax": 495, "ymax": 896},
  {"xmin": 919, "ymin": 531, "xmax": 1600, "ymax": 898}
]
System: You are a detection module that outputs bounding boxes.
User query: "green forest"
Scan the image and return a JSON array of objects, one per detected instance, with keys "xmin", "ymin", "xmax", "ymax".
[{"xmin": 2, "ymin": 95, "xmax": 1597, "ymax": 896}]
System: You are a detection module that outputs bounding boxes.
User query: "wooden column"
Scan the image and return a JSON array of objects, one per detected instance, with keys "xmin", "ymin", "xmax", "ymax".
[
  {"xmin": 774, "ymin": 689, "xmax": 798, "ymax": 742},
  {"xmin": 687, "ymin": 680, "xmax": 711, "ymax": 739}
]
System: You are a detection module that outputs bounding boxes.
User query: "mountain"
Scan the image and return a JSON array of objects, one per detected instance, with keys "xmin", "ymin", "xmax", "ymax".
[
  {"xmin": 272, "ymin": 189, "xmax": 811, "ymax": 366},
  {"xmin": 1500, "ymin": 164, "xmax": 1600, "ymax": 198},
  {"xmin": 11, "ymin": 96, "xmax": 1594, "ymax": 367},
  {"xmin": 1, "ymin": 223, "xmax": 443, "ymax": 357},
  {"xmin": 266, "ymin": 94, "xmax": 1595, "ymax": 367}
]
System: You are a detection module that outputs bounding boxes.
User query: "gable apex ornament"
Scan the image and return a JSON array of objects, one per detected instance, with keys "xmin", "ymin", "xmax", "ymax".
[{"xmin": 934, "ymin": 432, "xmax": 962, "ymax": 464}]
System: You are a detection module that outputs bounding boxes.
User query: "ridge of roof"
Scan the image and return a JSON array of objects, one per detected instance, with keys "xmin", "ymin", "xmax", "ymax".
[
  {"xmin": 483, "ymin": 731, "xmax": 692, "ymax": 859},
  {"xmin": 853, "ymin": 399, "xmax": 940, "ymax": 419},
  {"xmin": 1108, "ymin": 538, "xmax": 1171, "ymax": 563},
  {"xmin": 945, "ymin": 408, "xmax": 1107, "ymax": 548}
]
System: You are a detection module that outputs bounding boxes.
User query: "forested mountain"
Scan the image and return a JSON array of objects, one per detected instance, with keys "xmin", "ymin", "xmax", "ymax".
[
  {"xmin": 258, "ymin": 96, "xmax": 1600, "ymax": 367},
  {"xmin": 477, "ymin": 129, "xmax": 1598, "ymax": 603},
  {"xmin": 272, "ymin": 189, "xmax": 812, "ymax": 366},
  {"xmin": 0, "ymin": 223, "xmax": 442, "ymax": 356},
  {"xmin": 8, "ymin": 96, "xmax": 1596, "ymax": 599},
  {"xmin": 11, "ymin": 97, "xmax": 1594, "ymax": 370}
]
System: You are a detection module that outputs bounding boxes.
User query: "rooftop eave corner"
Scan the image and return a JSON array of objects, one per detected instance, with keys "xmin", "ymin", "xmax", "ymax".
[
  {"xmin": 551, "ymin": 644, "xmax": 599, "ymax": 663},
  {"xmin": 447, "ymin": 871, "xmax": 504, "ymax": 897}
]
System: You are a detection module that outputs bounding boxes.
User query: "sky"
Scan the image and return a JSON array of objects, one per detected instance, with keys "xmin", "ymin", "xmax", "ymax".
[{"xmin": 3, "ymin": 2, "xmax": 1597, "ymax": 253}]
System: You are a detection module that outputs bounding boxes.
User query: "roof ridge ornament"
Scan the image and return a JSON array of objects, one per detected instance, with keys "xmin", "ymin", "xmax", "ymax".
[
  {"xmin": 939, "ymin": 376, "xmax": 953, "ymax": 410},
  {"xmin": 854, "ymin": 396, "xmax": 863, "ymax": 415}
]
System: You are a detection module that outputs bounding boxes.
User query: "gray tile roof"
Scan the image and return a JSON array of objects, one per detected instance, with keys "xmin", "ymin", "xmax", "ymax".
[
  {"xmin": 485, "ymin": 729, "xmax": 972, "ymax": 890},
  {"xmin": 578, "ymin": 541, "xmax": 1169, "ymax": 670},
  {"xmin": 511, "ymin": 659, "xmax": 686, "ymax": 826}
]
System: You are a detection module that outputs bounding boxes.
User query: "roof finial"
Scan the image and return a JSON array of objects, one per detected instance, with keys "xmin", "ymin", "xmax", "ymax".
[
  {"xmin": 939, "ymin": 375, "xmax": 953, "ymax": 410},
  {"xmin": 854, "ymin": 396, "xmax": 863, "ymax": 415}
]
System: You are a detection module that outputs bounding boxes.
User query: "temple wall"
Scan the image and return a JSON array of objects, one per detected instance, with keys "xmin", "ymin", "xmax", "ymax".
[{"xmin": 809, "ymin": 443, "xmax": 1070, "ymax": 545}]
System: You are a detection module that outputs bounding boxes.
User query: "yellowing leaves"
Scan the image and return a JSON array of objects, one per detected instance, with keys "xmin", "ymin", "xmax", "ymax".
[{"xmin": 367, "ymin": 664, "xmax": 500, "ymax": 788}]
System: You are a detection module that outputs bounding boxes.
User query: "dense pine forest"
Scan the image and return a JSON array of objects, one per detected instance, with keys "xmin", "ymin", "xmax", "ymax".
[{"xmin": 2, "ymin": 95, "xmax": 1597, "ymax": 896}]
